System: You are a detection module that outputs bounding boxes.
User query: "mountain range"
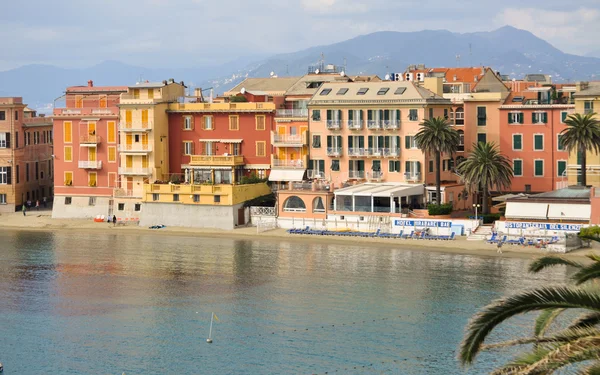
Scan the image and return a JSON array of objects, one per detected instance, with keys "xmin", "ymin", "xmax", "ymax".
[{"xmin": 1, "ymin": 26, "xmax": 599, "ymax": 111}]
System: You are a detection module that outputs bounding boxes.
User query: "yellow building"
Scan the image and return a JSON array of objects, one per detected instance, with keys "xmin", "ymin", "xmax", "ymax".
[
  {"xmin": 115, "ymin": 80, "xmax": 185, "ymax": 217},
  {"xmin": 567, "ymin": 82, "xmax": 600, "ymax": 186}
]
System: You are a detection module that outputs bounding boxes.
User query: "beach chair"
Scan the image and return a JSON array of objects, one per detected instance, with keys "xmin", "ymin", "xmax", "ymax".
[
  {"xmin": 414, "ymin": 232, "xmax": 425, "ymax": 240},
  {"xmin": 370, "ymin": 229, "xmax": 381, "ymax": 238},
  {"xmin": 439, "ymin": 232, "xmax": 456, "ymax": 241},
  {"xmin": 401, "ymin": 231, "xmax": 414, "ymax": 239},
  {"xmin": 486, "ymin": 233, "xmax": 498, "ymax": 244}
]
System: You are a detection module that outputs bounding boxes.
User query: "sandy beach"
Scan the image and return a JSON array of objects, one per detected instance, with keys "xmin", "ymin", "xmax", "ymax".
[{"xmin": 1, "ymin": 209, "xmax": 598, "ymax": 260}]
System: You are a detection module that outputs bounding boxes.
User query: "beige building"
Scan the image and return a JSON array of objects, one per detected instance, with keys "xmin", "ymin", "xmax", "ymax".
[{"xmin": 115, "ymin": 80, "xmax": 185, "ymax": 217}]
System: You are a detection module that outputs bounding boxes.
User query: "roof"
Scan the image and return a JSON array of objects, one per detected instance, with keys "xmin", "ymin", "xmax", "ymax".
[
  {"xmin": 66, "ymin": 85, "xmax": 128, "ymax": 93},
  {"xmin": 226, "ymin": 77, "xmax": 301, "ymax": 96},
  {"xmin": 333, "ymin": 183, "xmax": 424, "ymax": 198},
  {"xmin": 405, "ymin": 66, "xmax": 487, "ymax": 84},
  {"xmin": 507, "ymin": 186, "xmax": 591, "ymax": 202},
  {"xmin": 503, "ymin": 91, "xmax": 538, "ymax": 105},
  {"xmin": 309, "ymin": 81, "xmax": 448, "ymax": 105},
  {"xmin": 285, "ymin": 74, "xmax": 353, "ymax": 97},
  {"xmin": 129, "ymin": 80, "xmax": 186, "ymax": 89},
  {"xmin": 574, "ymin": 82, "xmax": 600, "ymax": 97}
]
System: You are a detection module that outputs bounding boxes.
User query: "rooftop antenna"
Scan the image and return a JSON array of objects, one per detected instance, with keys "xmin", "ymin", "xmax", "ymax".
[
  {"xmin": 343, "ymin": 57, "xmax": 347, "ymax": 73},
  {"xmin": 455, "ymin": 54, "xmax": 461, "ymax": 67}
]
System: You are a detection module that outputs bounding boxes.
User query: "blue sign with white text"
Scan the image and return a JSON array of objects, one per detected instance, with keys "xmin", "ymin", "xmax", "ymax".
[
  {"xmin": 393, "ymin": 220, "xmax": 452, "ymax": 228},
  {"xmin": 504, "ymin": 222, "xmax": 583, "ymax": 231}
]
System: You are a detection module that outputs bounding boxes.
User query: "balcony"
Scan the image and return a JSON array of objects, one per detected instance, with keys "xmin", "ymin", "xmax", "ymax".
[
  {"xmin": 327, "ymin": 120, "xmax": 342, "ymax": 130},
  {"xmin": 347, "ymin": 120, "xmax": 364, "ymax": 130},
  {"xmin": 79, "ymin": 160, "xmax": 103, "ymax": 169},
  {"xmin": 271, "ymin": 131, "xmax": 308, "ymax": 147},
  {"xmin": 80, "ymin": 134, "xmax": 101, "ymax": 146},
  {"xmin": 290, "ymin": 182, "xmax": 330, "ymax": 191},
  {"xmin": 271, "ymin": 155, "xmax": 307, "ymax": 169},
  {"xmin": 307, "ymin": 170, "xmax": 325, "ymax": 179},
  {"xmin": 189, "ymin": 155, "xmax": 245, "ymax": 167},
  {"xmin": 119, "ymin": 167, "xmax": 152, "ymax": 175},
  {"xmin": 348, "ymin": 148, "xmax": 367, "ymax": 157},
  {"xmin": 349, "ymin": 170, "xmax": 365, "ymax": 179},
  {"xmin": 326, "ymin": 147, "xmax": 342, "ymax": 157},
  {"xmin": 169, "ymin": 102, "xmax": 276, "ymax": 112},
  {"xmin": 383, "ymin": 120, "xmax": 400, "ymax": 130},
  {"xmin": 118, "ymin": 144, "xmax": 151, "ymax": 153},
  {"xmin": 53, "ymin": 108, "xmax": 119, "ymax": 117},
  {"xmin": 383, "ymin": 148, "xmax": 401, "ymax": 157},
  {"xmin": 120, "ymin": 122, "xmax": 153, "ymax": 132},
  {"xmin": 367, "ymin": 171, "xmax": 383, "ymax": 182},
  {"xmin": 404, "ymin": 172, "xmax": 421, "ymax": 182},
  {"xmin": 276, "ymin": 109, "xmax": 308, "ymax": 118},
  {"xmin": 367, "ymin": 121, "xmax": 383, "ymax": 130},
  {"xmin": 368, "ymin": 148, "xmax": 384, "ymax": 157},
  {"xmin": 113, "ymin": 188, "xmax": 140, "ymax": 198}
]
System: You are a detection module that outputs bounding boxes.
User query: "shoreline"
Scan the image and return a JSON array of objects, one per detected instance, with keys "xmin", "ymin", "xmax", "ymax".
[{"xmin": 1, "ymin": 211, "xmax": 598, "ymax": 260}]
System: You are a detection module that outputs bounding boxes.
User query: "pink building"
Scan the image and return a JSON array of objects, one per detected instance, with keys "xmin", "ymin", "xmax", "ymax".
[{"xmin": 52, "ymin": 81, "xmax": 128, "ymax": 218}]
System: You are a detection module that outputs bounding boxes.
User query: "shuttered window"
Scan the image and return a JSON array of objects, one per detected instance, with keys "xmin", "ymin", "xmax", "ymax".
[
  {"xmin": 64, "ymin": 121, "xmax": 72, "ymax": 143},
  {"xmin": 255, "ymin": 115, "xmax": 266, "ymax": 130},
  {"xmin": 108, "ymin": 146, "xmax": 116, "ymax": 162},
  {"xmin": 534, "ymin": 134, "xmax": 544, "ymax": 151},
  {"xmin": 64, "ymin": 146, "xmax": 72, "ymax": 162},
  {"xmin": 64, "ymin": 171, "xmax": 73, "ymax": 186},
  {"xmin": 256, "ymin": 141, "xmax": 266, "ymax": 157},
  {"xmin": 107, "ymin": 121, "xmax": 116, "ymax": 143},
  {"xmin": 512, "ymin": 134, "xmax": 522, "ymax": 150},
  {"xmin": 513, "ymin": 160, "xmax": 522, "ymax": 176},
  {"xmin": 477, "ymin": 133, "xmax": 487, "ymax": 144},
  {"xmin": 229, "ymin": 116, "xmax": 239, "ymax": 130},
  {"xmin": 534, "ymin": 160, "xmax": 544, "ymax": 176},
  {"xmin": 557, "ymin": 161, "xmax": 566, "ymax": 177}
]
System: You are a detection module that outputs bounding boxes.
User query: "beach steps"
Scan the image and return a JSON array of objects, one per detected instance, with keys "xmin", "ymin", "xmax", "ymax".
[{"xmin": 468, "ymin": 224, "xmax": 493, "ymax": 241}]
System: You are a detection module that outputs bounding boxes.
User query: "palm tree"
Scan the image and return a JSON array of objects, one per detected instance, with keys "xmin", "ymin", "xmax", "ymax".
[
  {"xmin": 455, "ymin": 142, "xmax": 512, "ymax": 214},
  {"xmin": 460, "ymin": 253, "xmax": 600, "ymax": 374},
  {"xmin": 561, "ymin": 112, "xmax": 600, "ymax": 186},
  {"xmin": 414, "ymin": 117, "xmax": 460, "ymax": 205}
]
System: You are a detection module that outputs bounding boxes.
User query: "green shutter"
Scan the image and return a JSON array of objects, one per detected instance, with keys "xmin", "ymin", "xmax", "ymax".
[
  {"xmin": 389, "ymin": 160, "xmax": 394, "ymax": 172},
  {"xmin": 531, "ymin": 112, "xmax": 536, "ymax": 124},
  {"xmin": 319, "ymin": 160, "xmax": 325, "ymax": 172},
  {"xmin": 384, "ymin": 136, "xmax": 390, "ymax": 148},
  {"xmin": 348, "ymin": 110, "xmax": 353, "ymax": 121},
  {"xmin": 518, "ymin": 113, "xmax": 524, "ymax": 124},
  {"xmin": 557, "ymin": 161, "xmax": 566, "ymax": 177},
  {"xmin": 368, "ymin": 110, "xmax": 373, "ymax": 121},
  {"xmin": 327, "ymin": 136, "xmax": 332, "ymax": 148},
  {"xmin": 368, "ymin": 136, "xmax": 373, "ymax": 148},
  {"xmin": 359, "ymin": 136, "xmax": 364, "ymax": 148},
  {"xmin": 577, "ymin": 152, "xmax": 582, "ymax": 165},
  {"xmin": 508, "ymin": 112, "xmax": 513, "ymax": 124},
  {"xmin": 405, "ymin": 136, "xmax": 410, "ymax": 149},
  {"xmin": 338, "ymin": 110, "xmax": 342, "ymax": 120},
  {"xmin": 309, "ymin": 159, "xmax": 314, "ymax": 169},
  {"xmin": 429, "ymin": 160, "xmax": 434, "ymax": 173},
  {"xmin": 358, "ymin": 160, "xmax": 364, "ymax": 172},
  {"xmin": 477, "ymin": 133, "xmax": 486, "ymax": 144},
  {"xmin": 347, "ymin": 136, "xmax": 353, "ymax": 148},
  {"xmin": 396, "ymin": 110, "xmax": 401, "ymax": 122},
  {"xmin": 535, "ymin": 160, "xmax": 544, "ymax": 176},
  {"xmin": 405, "ymin": 161, "xmax": 411, "ymax": 173},
  {"xmin": 542, "ymin": 112, "xmax": 548, "ymax": 123},
  {"xmin": 395, "ymin": 161, "xmax": 400, "ymax": 172},
  {"xmin": 327, "ymin": 110, "xmax": 332, "ymax": 120},
  {"xmin": 378, "ymin": 136, "xmax": 384, "ymax": 147},
  {"xmin": 513, "ymin": 135, "xmax": 522, "ymax": 150},
  {"xmin": 561, "ymin": 112, "xmax": 567, "ymax": 122},
  {"xmin": 557, "ymin": 134, "xmax": 564, "ymax": 150},
  {"xmin": 416, "ymin": 162, "xmax": 421, "ymax": 173},
  {"xmin": 337, "ymin": 136, "xmax": 342, "ymax": 148},
  {"xmin": 359, "ymin": 110, "xmax": 364, "ymax": 120},
  {"xmin": 513, "ymin": 160, "xmax": 522, "ymax": 176},
  {"xmin": 534, "ymin": 135, "xmax": 543, "ymax": 150}
]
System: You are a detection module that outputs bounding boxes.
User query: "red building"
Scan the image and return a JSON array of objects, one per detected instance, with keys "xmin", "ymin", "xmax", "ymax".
[{"xmin": 167, "ymin": 93, "xmax": 276, "ymax": 183}]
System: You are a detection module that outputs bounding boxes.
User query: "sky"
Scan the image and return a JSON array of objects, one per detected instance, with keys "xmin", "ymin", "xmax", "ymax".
[{"xmin": 1, "ymin": 0, "xmax": 600, "ymax": 71}]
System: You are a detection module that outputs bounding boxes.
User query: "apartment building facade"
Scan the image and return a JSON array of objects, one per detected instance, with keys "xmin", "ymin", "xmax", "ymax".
[{"xmin": 0, "ymin": 98, "xmax": 54, "ymax": 212}]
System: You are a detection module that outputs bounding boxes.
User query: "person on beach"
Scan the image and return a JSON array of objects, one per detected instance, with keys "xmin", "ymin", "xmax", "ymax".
[
  {"xmin": 496, "ymin": 241, "xmax": 503, "ymax": 254},
  {"xmin": 43, "ymin": 197, "xmax": 47, "ymax": 208},
  {"xmin": 22, "ymin": 204, "xmax": 26, "ymax": 216},
  {"xmin": 35, "ymin": 200, "xmax": 40, "ymax": 210},
  {"xmin": 27, "ymin": 200, "xmax": 31, "ymax": 209},
  {"xmin": 112, "ymin": 215, "xmax": 117, "ymax": 227}
]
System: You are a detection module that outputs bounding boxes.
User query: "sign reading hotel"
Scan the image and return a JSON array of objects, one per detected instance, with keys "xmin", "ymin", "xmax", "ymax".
[
  {"xmin": 504, "ymin": 222, "xmax": 584, "ymax": 231},
  {"xmin": 393, "ymin": 220, "xmax": 452, "ymax": 228}
]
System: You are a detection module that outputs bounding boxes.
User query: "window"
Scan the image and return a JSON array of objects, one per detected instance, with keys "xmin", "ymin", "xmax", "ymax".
[
  {"xmin": 229, "ymin": 115, "xmax": 239, "ymax": 130},
  {"xmin": 557, "ymin": 160, "xmax": 567, "ymax": 177},
  {"xmin": 99, "ymin": 95, "xmax": 107, "ymax": 108},
  {"xmin": 173, "ymin": 194, "xmax": 180, "ymax": 202},
  {"xmin": 312, "ymin": 135, "xmax": 321, "ymax": 148},
  {"xmin": 320, "ymin": 88, "xmax": 332, "ymax": 95},
  {"xmin": 388, "ymin": 160, "xmax": 401, "ymax": 172},
  {"xmin": 214, "ymin": 195, "xmax": 221, "ymax": 203},
  {"xmin": 477, "ymin": 133, "xmax": 487, "ymax": 144},
  {"xmin": 64, "ymin": 171, "xmax": 73, "ymax": 186},
  {"xmin": 312, "ymin": 110, "xmax": 321, "ymax": 121},
  {"xmin": 183, "ymin": 116, "xmax": 193, "ymax": 130},
  {"xmin": 125, "ymin": 110, "xmax": 132, "ymax": 126},
  {"xmin": 444, "ymin": 108, "xmax": 449, "ymax": 119},
  {"xmin": 477, "ymin": 106, "xmax": 487, "ymax": 126},
  {"xmin": 429, "ymin": 160, "xmax": 434, "ymax": 173},
  {"xmin": 107, "ymin": 146, "xmax": 116, "ymax": 162},
  {"xmin": 428, "ymin": 108, "xmax": 434, "ymax": 120},
  {"xmin": 337, "ymin": 88, "xmax": 349, "ymax": 95},
  {"xmin": 75, "ymin": 96, "xmax": 83, "ymax": 108},
  {"xmin": 0, "ymin": 132, "xmax": 9, "ymax": 148},
  {"xmin": 394, "ymin": 87, "xmax": 406, "ymax": 95},
  {"xmin": 193, "ymin": 195, "xmax": 200, "ymax": 203},
  {"xmin": 0, "ymin": 194, "xmax": 6, "ymax": 204},
  {"xmin": 584, "ymin": 101, "xmax": 594, "ymax": 114},
  {"xmin": 0, "ymin": 111, "xmax": 5, "ymax": 121},
  {"xmin": 513, "ymin": 160, "xmax": 523, "ymax": 176},
  {"xmin": 118, "ymin": 203, "xmax": 125, "ymax": 211},
  {"xmin": 454, "ymin": 107, "xmax": 465, "ymax": 125},
  {"xmin": 377, "ymin": 88, "xmax": 389, "ymax": 95},
  {"xmin": 557, "ymin": 134, "xmax": 565, "ymax": 151},
  {"xmin": 534, "ymin": 160, "xmax": 544, "ymax": 176},
  {"xmin": 409, "ymin": 109, "xmax": 418, "ymax": 121},
  {"xmin": 532, "ymin": 112, "xmax": 548, "ymax": 124},
  {"xmin": 255, "ymin": 115, "xmax": 266, "ymax": 130},
  {"xmin": 16, "ymin": 165, "xmax": 19, "ymax": 184},
  {"xmin": 309, "ymin": 160, "xmax": 326, "ymax": 176},
  {"xmin": 26, "ymin": 164, "xmax": 29, "ymax": 182},
  {"xmin": 35, "ymin": 162, "xmax": 39, "ymax": 180},
  {"xmin": 256, "ymin": 141, "xmax": 266, "ymax": 157},
  {"xmin": 313, "ymin": 197, "xmax": 325, "ymax": 213},
  {"xmin": 147, "ymin": 89, "xmax": 154, "ymax": 99},
  {"xmin": 508, "ymin": 112, "xmax": 524, "ymax": 124},
  {"xmin": 457, "ymin": 130, "xmax": 464, "ymax": 151},
  {"xmin": 64, "ymin": 146, "xmax": 72, "ymax": 162},
  {"xmin": 331, "ymin": 160, "xmax": 340, "ymax": 171},
  {"xmin": 183, "ymin": 141, "xmax": 194, "ymax": 155},
  {"xmin": 88, "ymin": 172, "xmax": 97, "ymax": 187},
  {"xmin": 0, "ymin": 166, "xmax": 10, "ymax": 184},
  {"xmin": 107, "ymin": 121, "xmax": 116, "ymax": 143},
  {"xmin": 204, "ymin": 116, "xmax": 213, "ymax": 130},
  {"xmin": 534, "ymin": 134, "xmax": 544, "ymax": 151},
  {"xmin": 512, "ymin": 134, "xmax": 522, "ymax": 150},
  {"xmin": 88, "ymin": 197, "xmax": 96, "ymax": 206},
  {"xmin": 283, "ymin": 196, "xmax": 306, "ymax": 212},
  {"xmin": 153, "ymin": 193, "xmax": 159, "ymax": 201},
  {"xmin": 561, "ymin": 111, "xmax": 569, "ymax": 123},
  {"xmin": 65, "ymin": 197, "xmax": 72, "ymax": 205},
  {"xmin": 63, "ymin": 121, "xmax": 72, "ymax": 143},
  {"xmin": 404, "ymin": 136, "xmax": 417, "ymax": 149},
  {"xmin": 15, "ymin": 132, "xmax": 18, "ymax": 148},
  {"xmin": 231, "ymin": 143, "xmax": 240, "ymax": 156}
]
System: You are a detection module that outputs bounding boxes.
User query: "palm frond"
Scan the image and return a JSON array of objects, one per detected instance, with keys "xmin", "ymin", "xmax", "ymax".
[
  {"xmin": 574, "ymin": 261, "xmax": 600, "ymax": 285},
  {"xmin": 414, "ymin": 117, "xmax": 460, "ymax": 155},
  {"xmin": 576, "ymin": 362, "xmax": 600, "ymax": 375},
  {"xmin": 561, "ymin": 112, "xmax": 600, "ymax": 155},
  {"xmin": 459, "ymin": 286, "xmax": 600, "ymax": 365},
  {"xmin": 535, "ymin": 308, "xmax": 566, "ymax": 337},
  {"xmin": 482, "ymin": 326, "xmax": 600, "ymax": 350},
  {"xmin": 569, "ymin": 312, "xmax": 600, "ymax": 330},
  {"xmin": 529, "ymin": 257, "xmax": 582, "ymax": 273},
  {"xmin": 455, "ymin": 142, "xmax": 513, "ymax": 193},
  {"xmin": 490, "ymin": 348, "xmax": 552, "ymax": 375}
]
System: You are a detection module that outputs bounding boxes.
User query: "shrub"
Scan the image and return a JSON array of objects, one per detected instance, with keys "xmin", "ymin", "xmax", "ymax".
[
  {"xmin": 427, "ymin": 203, "xmax": 453, "ymax": 216},
  {"xmin": 482, "ymin": 213, "xmax": 501, "ymax": 224},
  {"xmin": 230, "ymin": 95, "xmax": 248, "ymax": 103},
  {"xmin": 239, "ymin": 173, "xmax": 267, "ymax": 185}
]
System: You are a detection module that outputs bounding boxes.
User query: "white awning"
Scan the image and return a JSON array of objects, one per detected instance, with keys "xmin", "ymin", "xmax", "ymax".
[
  {"xmin": 190, "ymin": 166, "xmax": 232, "ymax": 170},
  {"xmin": 199, "ymin": 139, "xmax": 243, "ymax": 143},
  {"xmin": 245, "ymin": 164, "xmax": 270, "ymax": 170},
  {"xmin": 268, "ymin": 169, "xmax": 306, "ymax": 182},
  {"xmin": 505, "ymin": 202, "xmax": 548, "ymax": 220},
  {"xmin": 547, "ymin": 204, "xmax": 591, "ymax": 221},
  {"xmin": 334, "ymin": 183, "xmax": 424, "ymax": 198}
]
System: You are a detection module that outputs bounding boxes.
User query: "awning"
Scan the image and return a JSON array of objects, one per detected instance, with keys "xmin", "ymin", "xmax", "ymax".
[
  {"xmin": 547, "ymin": 204, "xmax": 591, "ymax": 221},
  {"xmin": 245, "ymin": 164, "xmax": 270, "ymax": 170},
  {"xmin": 334, "ymin": 183, "xmax": 424, "ymax": 198},
  {"xmin": 268, "ymin": 169, "xmax": 306, "ymax": 182},
  {"xmin": 199, "ymin": 139, "xmax": 243, "ymax": 143},
  {"xmin": 190, "ymin": 166, "xmax": 232, "ymax": 170},
  {"xmin": 505, "ymin": 202, "xmax": 548, "ymax": 220}
]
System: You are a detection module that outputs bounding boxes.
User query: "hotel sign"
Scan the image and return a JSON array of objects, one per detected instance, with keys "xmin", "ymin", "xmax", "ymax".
[
  {"xmin": 393, "ymin": 220, "xmax": 452, "ymax": 228},
  {"xmin": 504, "ymin": 222, "xmax": 584, "ymax": 231}
]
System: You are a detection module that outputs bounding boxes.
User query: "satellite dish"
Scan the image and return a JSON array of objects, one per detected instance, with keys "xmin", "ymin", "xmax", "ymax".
[
  {"xmin": 240, "ymin": 87, "xmax": 246, "ymax": 94},
  {"xmin": 340, "ymin": 71, "xmax": 345, "ymax": 77},
  {"xmin": 270, "ymin": 71, "xmax": 275, "ymax": 77},
  {"xmin": 315, "ymin": 69, "xmax": 320, "ymax": 74},
  {"xmin": 385, "ymin": 74, "xmax": 391, "ymax": 80}
]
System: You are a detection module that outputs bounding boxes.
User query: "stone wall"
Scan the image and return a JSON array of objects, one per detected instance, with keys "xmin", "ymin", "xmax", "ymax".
[
  {"xmin": 52, "ymin": 195, "xmax": 112, "ymax": 219},
  {"xmin": 139, "ymin": 202, "xmax": 244, "ymax": 230}
]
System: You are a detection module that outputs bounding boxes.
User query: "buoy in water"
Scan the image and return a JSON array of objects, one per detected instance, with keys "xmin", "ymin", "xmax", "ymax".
[
  {"xmin": 0, "ymin": 362, "xmax": 4, "ymax": 372},
  {"xmin": 206, "ymin": 338, "xmax": 213, "ymax": 344}
]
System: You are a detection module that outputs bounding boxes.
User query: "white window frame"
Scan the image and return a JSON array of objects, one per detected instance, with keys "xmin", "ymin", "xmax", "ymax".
[
  {"xmin": 0, "ymin": 167, "xmax": 7, "ymax": 184},
  {"xmin": 0, "ymin": 133, "xmax": 6, "ymax": 148},
  {"xmin": 534, "ymin": 159, "xmax": 544, "ymax": 177},
  {"xmin": 532, "ymin": 111, "xmax": 546, "ymax": 124},
  {"xmin": 512, "ymin": 133, "xmax": 523, "ymax": 151},
  {"xmin": 205, "ymin": 116, "xmax": 213, "ymax": 130},
  {"xmin": 0, "ymin": 193, "xmax": 6, "ymax": 204},
  {"xmin": 509, "ymin": 112, "xmax": 521, "ymax": 124},
  {"xmin": 513, "ymin": 159, "xmax": 523, "ymax": 177},
  {"xmin": 205, "ymin": 141, "xmax": 214, "ymax": 156},
  {"xmin": 557, "ymin": 160, "xmax": 567, "ymax": 177},
  {"xmin": 533, "ymin": 134, "xmax": 544, "ymax": 151},
  {"xmin": 408, "ymin": 136, "xmax": 418, "ymax": 149},
  {"xmin": 183, "ymin": 142, "xmax": 193, "ymax": 155},
  {"xmin": 184, "ymin": 116, "xmax": 192, "ymax": 130}
]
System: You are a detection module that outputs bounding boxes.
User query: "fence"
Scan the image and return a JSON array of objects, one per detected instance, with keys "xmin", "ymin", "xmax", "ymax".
[{"xmin": 250, "ymin": 206, "xmax": 276, "ymax": 216}]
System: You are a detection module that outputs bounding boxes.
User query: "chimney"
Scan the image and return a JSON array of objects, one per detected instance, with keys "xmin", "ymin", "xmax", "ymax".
[
  {"xmin": 194, "ymin": 88, "xmax": 202, "ymax": 97},
  {"xmin": 481, "ymin": 66, "xmax": 485, "ymax": 75},
  {"xmin": 576, "ymin": 81, "xmax": 589, "ymax": 92},
  {"xmin": 88, "ymin": 80, "xmax": 93, "ymax": 87}
]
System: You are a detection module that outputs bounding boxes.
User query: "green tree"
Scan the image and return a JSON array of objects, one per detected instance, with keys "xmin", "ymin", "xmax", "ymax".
[
  {"xmin": 561, "ymin": 112, "xmax": 600, "ymax": 186},
  {"xmin": 460, "ymin": 253, "xmax": 600, "ymax": 374},
  {"xmin": 414, "ymin": 117, "xmax": 460, "ymax": 204},
  {"xmin": 455, "ymin": 142, "xmax": 512, "ymax": 214}
]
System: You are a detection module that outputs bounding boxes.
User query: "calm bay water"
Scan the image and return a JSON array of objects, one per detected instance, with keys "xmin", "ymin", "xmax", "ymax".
[{"xmin": 0, "ymin": 230, "xmax": 570, "ymax": 374}]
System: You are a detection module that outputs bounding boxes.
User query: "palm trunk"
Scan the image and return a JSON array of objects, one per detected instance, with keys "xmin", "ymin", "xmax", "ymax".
[
  {"xmin": 581, "ymin": 148, "xmax": 587, "ymax": 187},
  {"xmin": 482, "ymin": 187, "xmax": 489, "ymax": 215},
  {"xmin": 435, "ymin": 152, "xmax": 441, "ymax": 205}
]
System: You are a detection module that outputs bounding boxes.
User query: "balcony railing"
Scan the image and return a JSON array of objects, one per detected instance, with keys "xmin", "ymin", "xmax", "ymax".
[
  {"xmin": 382, "ymin": 148, "xmax": 401, "ymax": 157},
  {"xmin": 271, "ymin": 132, "xmax": 308, "ymax": 146},
  {"xmin": 307, "ymin": 170, "xmax": 325, "ymax": 179},
  {"xmin": 119, "ymin": 167, "xmax": 152, "ymax": 175},
  {"xmin": 349, "ymin": 170, "xmax": 365, "ymax": 179},
  {"xmin": 348, "ymin": 148, "xmax": 367, "ymax": 157},
  {"xmin": 80, "ymin": 135, "xmax": 101, "ymax": 145},
  {"xmin": 271, "ymin": 157, "xmax": 306, "ymax": 169},
  {"xmin": 367, "ymin": 171, "xmax": 384, "ymax": 181},
  {"xmin": 347, "ymin": 120, "xmax": 364, "ymax": 130},
  {"xmin": 276, "ymin": 109, "xmax": 308, "ymax": 118},
  {"xmin": 404, "ymin": 172, "xmax": 421, "ymax": 182},
  {"xmin": 368, "ymin": 148, "xmax": 384, "ymax": 157},
  {"xmin": 327, "ymin": 120, "xmax": 342, "ymax": 130},
  {"xmin": 118, "ymin": 144, "xmax": 151, "ymax": 152},
  {"xmin": 367, "ymin": 121, "xmax": 383, "ymax": 130},
  {"xmin": 113, "ymin": 188, "xmax": 140, "ymax": 198},
  {"xmin": 78, "ymin": 160, "xmax": 103, "ymax": 169},
  {"xmin": 326, "ymin": 147, "xmax": 342, "ymax": 157},
  {"xmin": 120, "ymin": 121, "xmax": 153, "ymax": 131},
  {"xmin": 383, "ymin": 120, "xmax": 400, "ymax": 130},
  {"xmin": 189, "ymin": 155, "xmax": 244, "ymax": 166},
  {"xmin": 290, "ymin": 182, "xmax": 330, "ymax": 191}
]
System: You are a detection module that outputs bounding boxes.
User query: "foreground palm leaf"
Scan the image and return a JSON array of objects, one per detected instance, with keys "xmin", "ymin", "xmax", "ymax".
[{"xmin": 560, "ymin": 112, "xmax": 600, "ymax": 187}]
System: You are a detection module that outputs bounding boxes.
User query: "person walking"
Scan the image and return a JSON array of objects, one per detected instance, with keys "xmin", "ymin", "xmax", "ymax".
[
  {"xmin": 496, "ymin": 240, "xmax": 503, "ymax": 254},
  {"xmin": 35, "ymin": 200, "xmax": 40, "ymax": 211},
  {"xmin": 43, "ymin": 196, "xmax": 47, "ymax": 208},
  {"xmin": 22, "ymin": 204, "xmax": 26, "ymax": 216},
  {"xmin": 112, "ymin": 215, "xmax": 117, "ymax": 227}
]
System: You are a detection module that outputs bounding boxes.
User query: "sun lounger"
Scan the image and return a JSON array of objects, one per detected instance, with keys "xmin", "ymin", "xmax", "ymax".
[{"xmin": 401, "ymin": 231, "xmax": 414, "ymax": 239}]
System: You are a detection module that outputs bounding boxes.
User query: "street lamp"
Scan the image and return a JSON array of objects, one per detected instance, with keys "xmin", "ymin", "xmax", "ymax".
[{"xmin": 473, "ymin": 203, "xmax": 481, "ymax": 224}]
